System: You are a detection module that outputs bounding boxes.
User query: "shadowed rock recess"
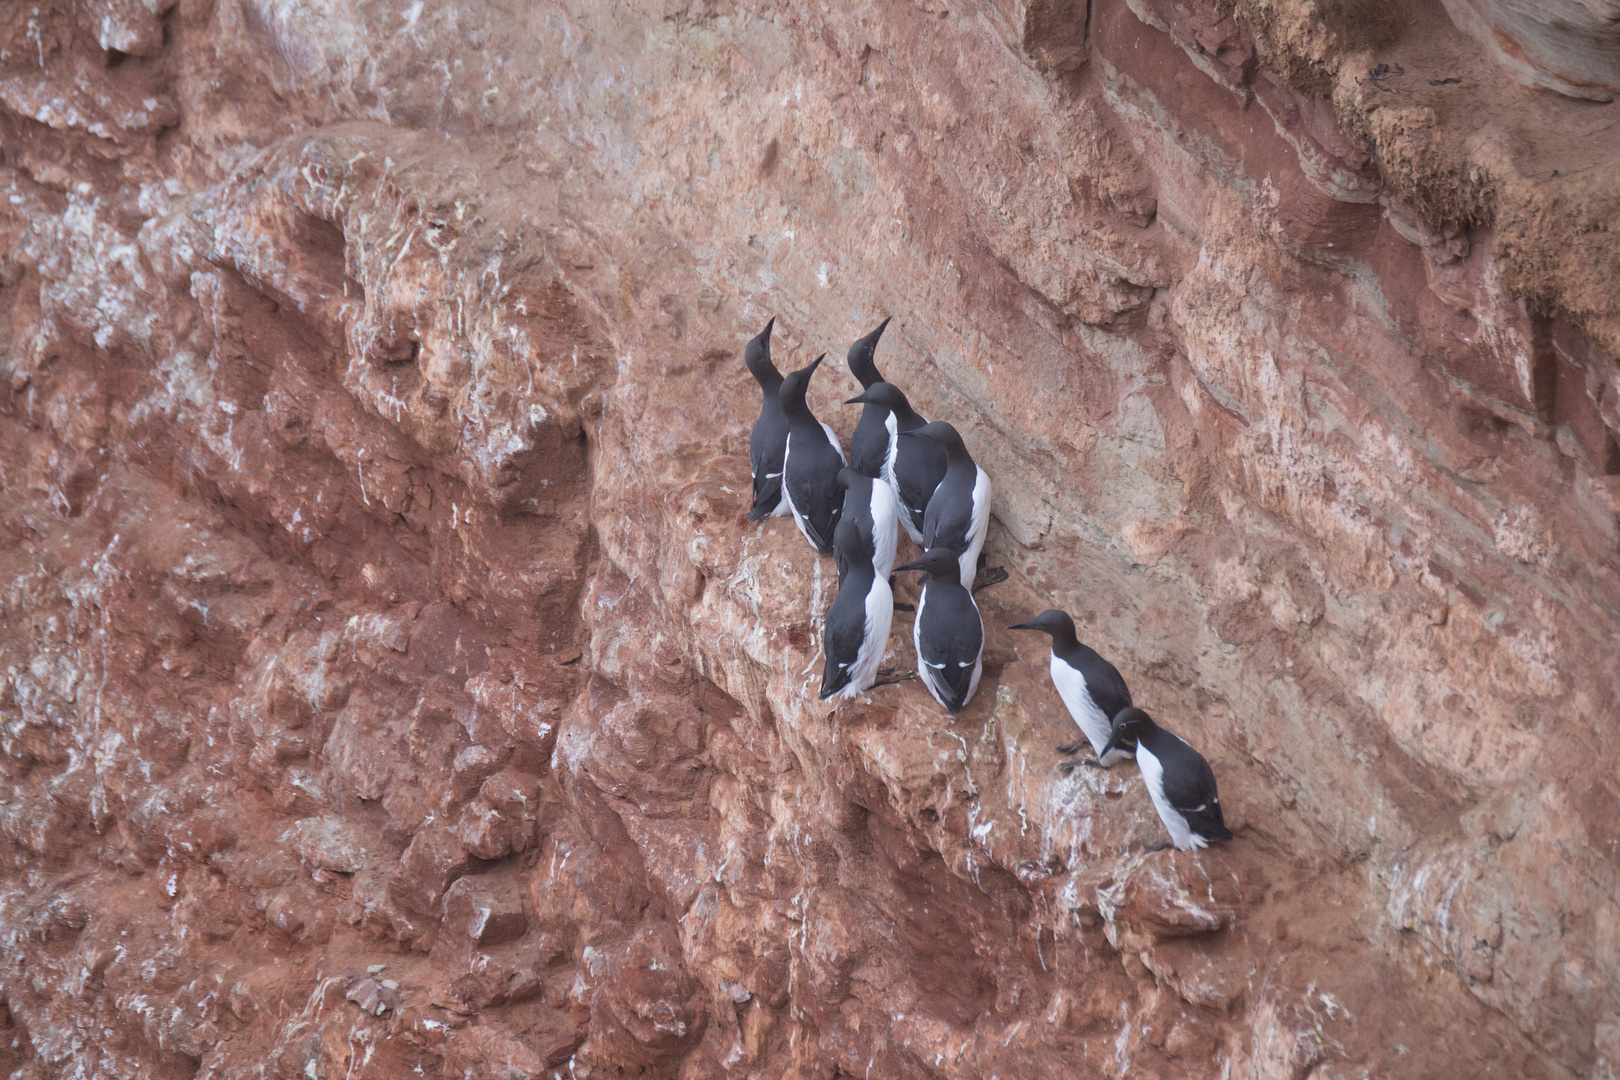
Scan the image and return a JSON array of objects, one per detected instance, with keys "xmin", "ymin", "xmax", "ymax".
[{"xmin": 2, "ymin": 0, "xmax": 1618, "ymax": 1076}]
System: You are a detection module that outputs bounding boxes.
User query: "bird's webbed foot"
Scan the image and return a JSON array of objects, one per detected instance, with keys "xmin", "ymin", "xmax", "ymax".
[
  {"xmin": 872, "ymin": 669, "xmax": 917, "ymax": 688},
  {"xmin": 972, "ymin": 566, "xmax": 1009, "ymax": 592}
]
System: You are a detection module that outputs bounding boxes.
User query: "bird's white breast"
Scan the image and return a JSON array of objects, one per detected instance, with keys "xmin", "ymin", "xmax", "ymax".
[
  {"xmin": 781, "ymin": 432, "xmax": 811, "ymax": 538},
  {"xmin": 820, "ymin": 420, "xmax": 847, "ymax": 465},
  {"xmin": 850, "ymin": 572, "xmax": 894, "ymax": 696},
  {"xmin": 1136, "ymin": 744, "xmax": 1201, "ymax": 851},
  {"xmin": 963, "ymin": 596, "xmax": 984, "ymax": 707},
  {"xmin": 881, "ymin": 412, "xmax": 899, "ymax": 485},
  {"xmin": 868, "ymin": 480, "xmax": 898, "ymax": 582},
  {"xmin": 912, "ymin": 582, "xmax": 947, "ymax": 708},
  {"xmin": 1050, "ymin": 654, "xmax": 1112, "ymax": 757}
]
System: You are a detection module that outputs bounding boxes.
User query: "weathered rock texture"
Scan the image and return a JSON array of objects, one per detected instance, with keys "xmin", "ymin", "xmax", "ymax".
[
  {"xmin": 1437, "ymin": 0, "xmax": 1620, "ymax": 101},
  {"xmin": 2, "ymin": 0, "xmax": 1619, "ymax": 1077}
]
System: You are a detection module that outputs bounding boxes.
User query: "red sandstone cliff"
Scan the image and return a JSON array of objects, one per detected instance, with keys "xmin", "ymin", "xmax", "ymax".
[{"xmin": 2, "ymin": 1, "xmax": 1619, "ymax": 1077}]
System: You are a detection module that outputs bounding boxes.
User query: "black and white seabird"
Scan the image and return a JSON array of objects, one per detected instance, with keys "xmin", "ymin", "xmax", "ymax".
[
  {"xmin": 820, "ymin": 520, "xmax": 895, "ymax": 701},
  {"xmin": 1100, "ymin": 708, "xmax": 1233, "ymax": 852},
  {"xmin": 1009, "ymin": 609, "xmax": 1136, "ymax": 769},
  {"xmin": 895, "ymin": 547, "xmax": 984, "ymax": 713},
  {"xmin": 744, "ymin": 318, "xmax": 790, "ymax": 521},
  {"xmin": 846, "ymin": 317, "xmax": 894, "ymax": 479},
  {"xmin": 901, "ymin": 421, "xmax": 991, "ymax": 587},
  {"xmin": 778, "ymin": 355, "xmax": 847, "ymax": 554},
  {"xmin": 844, "ymin": 382, "xmax": 945, "ymax": 545},
  {"xmin": 836, "ymin": 467, "xmax": 898, "ymax": 583}
]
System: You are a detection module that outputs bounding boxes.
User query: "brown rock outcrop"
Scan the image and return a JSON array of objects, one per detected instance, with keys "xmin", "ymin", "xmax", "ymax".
[{"xmin": 2, "ymin": 0, "xmax": 1618, "ymax": 1077}]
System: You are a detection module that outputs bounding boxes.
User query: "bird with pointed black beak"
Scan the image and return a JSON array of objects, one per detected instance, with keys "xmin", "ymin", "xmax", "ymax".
[
  {"xmin": 894, "ymin": 547, "xmax": 984, "ymax": 713},
  {"xmin": 744, "ymin": 318, "xmax": 789, "ymax": 521},
  {"xmin": 845, "ymin": 381, "xmax": 945, "ymax": 546},
  {"xmin": 820, "ymin": 519, "xmax": 895, "ymax": 701},
  {"xmin": 1101, "ymin": 708, "xmax": 1233, "ymax": 852},
  {"xmin": 777, "ymin": 355, "xmax": 847, "ymax": 553},
  {"xmin": 846, "ymin": 317, "xmax": 895, "ymax": 478},
  {"xmin": 1010, "ymin": 609, "xmax": 1137, "ymax": 770},
  {"xmin": 901, "ymin": 421, "xmax": 1004, "ymax": 589}
]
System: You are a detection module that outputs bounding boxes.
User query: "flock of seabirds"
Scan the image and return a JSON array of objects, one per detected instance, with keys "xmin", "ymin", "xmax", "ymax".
[{"xmin": 743, "ymin": 317, "xmax": 1233, "ymax": 852}]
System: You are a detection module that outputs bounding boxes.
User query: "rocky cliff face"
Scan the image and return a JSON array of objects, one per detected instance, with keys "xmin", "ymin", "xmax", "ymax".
[{"xmin": 2, "ymin": 0, "xmax": 1619, "ymax": 1077}]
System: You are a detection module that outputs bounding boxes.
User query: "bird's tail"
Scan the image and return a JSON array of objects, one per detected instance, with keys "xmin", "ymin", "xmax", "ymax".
[
  {"xmin": 941, "ymin": 666, "xmax": 976, "ymax": 713},
  {"xmin": 819, "ymin": 671, "xmax": 850, "ymax": 700},
  {"xmin": 748, "ymin": 486, "xmax": 780, "ymax": 520}
]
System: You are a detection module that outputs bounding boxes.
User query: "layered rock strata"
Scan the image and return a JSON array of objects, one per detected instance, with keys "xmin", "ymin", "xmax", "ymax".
[{"xmin": 1, "ymin": 0, "xmax": 1618, "ymax": 1077}]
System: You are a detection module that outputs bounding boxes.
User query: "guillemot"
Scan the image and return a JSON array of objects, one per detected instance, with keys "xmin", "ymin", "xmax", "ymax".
[
  {"xmin": 1101, "ymin": 708, "xmax": 1233, "ymax": 852},
  {"xmin": 846, "ymin": 317, "xmax": 894, "ymax": 479},
  {"xmin": 845, "ymin": 381, "xmax": 945, "ymax": 545},
  {"xmin": 836, "ymin": 467, "xmax": 898, "ymax": 583},
  {"xmin": 894, "ymin": 547, "xmax": 984, "ymax": 713},
  {"xmin": 900, "ymin": 421, "xmax": 993, "ymax": 588},
  {"xmin": 1009, "ymin": 609, "xmax": 1135, "ymax": 770},
  {"xmin": 744, "ymin": 318, "xmax": 790, "ymax": 521},
  {"xmin": 820, "ymin": 519, "xmax": 895, "ymax": 701},
  {"xmin": 778, "ymin": 355, "xmax": 847, "ymax": 554}
]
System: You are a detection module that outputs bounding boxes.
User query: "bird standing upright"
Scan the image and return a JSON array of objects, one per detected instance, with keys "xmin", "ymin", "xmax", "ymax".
[
  {"xmin": 845, "ymin": 382, "xmax": 945, "ymax": 544},
  {"xmin": 901, "ymin": 421, "xmax": 992, "ymax": 587},
  {"xmin": 778, "ymin": 355, "xmax": 847, "ymax": 554},
  {"xmin": 820, "ymin": 520, "xmax": 895, "ymax": 701},
  {"xmin": 1009, "ymin": 609, "xmax": 1135, "ymax": 769},
  {"xmin": 846, "ymin": 317, "xmax": 894, "ymax": 479},
  {"xmin": 744, "ymin": 318, "xmax": 789, "ymax": 521},
  {"xmin": 894, "ymin": 547, "xmax": 984, "ymax": 713},
  {"xmin": 836, "ymin": 467, "xmax": 898, "ymax": 583},
  {"xmin": 1100, "ymin": 708, "xmax": 1233, "ymax": 851}
]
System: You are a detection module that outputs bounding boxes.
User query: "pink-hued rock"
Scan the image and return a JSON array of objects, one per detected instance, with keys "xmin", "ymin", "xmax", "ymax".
[
  {"xmin": 442, "ymin": 875, "xmax": 528, "ymax": 947},
  {"xmin": 1, "ymin": 0, "xmax": 1618, "ymax": 1077},
  {"xmin": 1439, "ymin": 0, "xmax": 1620, "ymax": 101}
]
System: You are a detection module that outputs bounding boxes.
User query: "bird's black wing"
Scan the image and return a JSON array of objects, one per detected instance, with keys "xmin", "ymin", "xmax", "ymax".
[
  {"xmin": 850, "ymin": 406, "xmax": 889, "ymax": 479},
  {"xmin": 799, "ymin": 485, "xmax": 843, "ymax": 554},
  {"xmin": 820, "ymin": 575, "xmax": 872, "ymax": 697},
  {"xmin": 895, "ymin": 440, "xmax": 947, "ymax": 531},
  {"xmin": 921, "ymin": 471, "xmax": 975, "ymax": 552},
  {"xmin": 749, "ymin": 408, "xmax": 788, "ymax": 518},
  {"xmin": 838, "ymin": 480, "xmax": 877, "ymax": 562},
  {"xmin": 748, "ymin": 476, "xmax": 783, "ymax": 520},
  {"xmin": 1071, "ymin": 645, "xmax": 1132, "ymax": 719},
  {"xmin": 937, "ymin": 659, "xmax": 976, "ymax": 705},
  {"xmin": 920, "ymin": 584, "xmax": 982, "ymax": 705},
  {"xmin": 794, "ymin": 440, "xmax": 847, "ymax": 553},
  {"xmin": 1156, "ymin": 733, "xmax": 1233, "ymax": 842}
]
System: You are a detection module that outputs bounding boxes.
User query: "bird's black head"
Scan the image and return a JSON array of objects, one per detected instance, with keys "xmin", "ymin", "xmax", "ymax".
[
  {"xmin": 837, "ymin": 466, "xmax": 873, "ymax": 493},
  {"xmin": 894, "ymin": 546, "xmax": 961, "ymax": 585},
  {"xmin": 778, "ymin": 354, "xmax": 824, "ymax": 414},
  {"xmin": 846, "ymin": 317, "xmax": 891, "ymax": 389},
  {"xmin": 1101, "ymin": 706, "xmax": 1155, "ymax": 757},
  {"xmin": 831, "ymin": 517, "xmax": 872, "ymax": 566},
  {"xmin": 845, "ymin": 380, "xmax": 909, "ymax": 411},
  {"xmin": 1008, "ymin": 609, "xmax": 1077, "ymax": 643},
  {"xmin": 900, "ymin": 419, "xmax": 965, "ymax": 453},
  {"xmin": 744, "ymin": 318, "xmax": 778, "ymax": 384}
]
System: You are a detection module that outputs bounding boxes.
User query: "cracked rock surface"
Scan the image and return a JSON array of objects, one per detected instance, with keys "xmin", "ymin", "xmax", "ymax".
[{"xmin": 1, "ymin": 0, "xmax": 1618, "ymax": 1077}]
